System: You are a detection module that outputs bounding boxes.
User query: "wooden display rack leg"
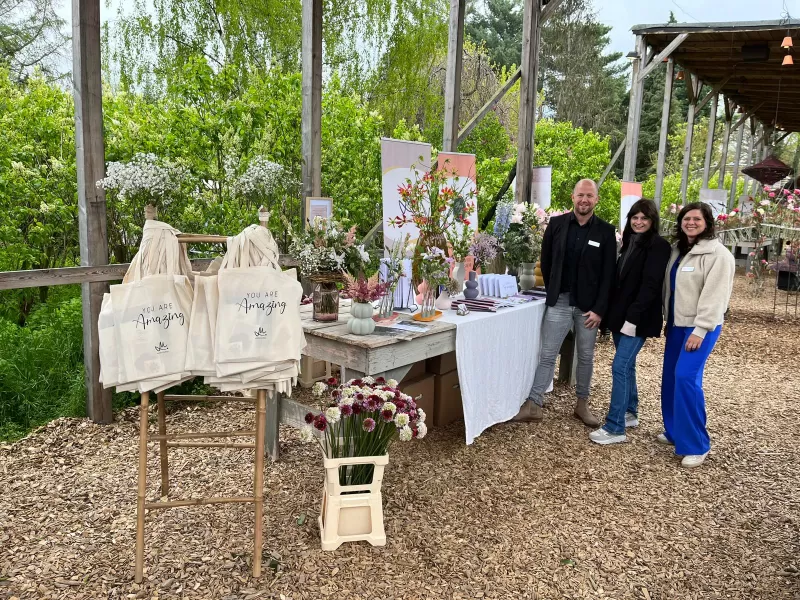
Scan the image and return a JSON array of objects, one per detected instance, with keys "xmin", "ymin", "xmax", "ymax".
[{"xmin": 133, "ymin": 390, "xmax": 268, "ymax": 584}]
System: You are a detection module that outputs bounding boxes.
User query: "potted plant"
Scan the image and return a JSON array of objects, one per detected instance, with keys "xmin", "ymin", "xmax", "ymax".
[
  {"xmin": 285, "ymin": 216, "xmax": 370, "ymax": 321},
  {"xmin": 301, "ymin": 377, "xmax": 428, "ymax": 550},
  {"xmin": 343, "ymin": 273, "xmax": 388, "ymax": 335}
]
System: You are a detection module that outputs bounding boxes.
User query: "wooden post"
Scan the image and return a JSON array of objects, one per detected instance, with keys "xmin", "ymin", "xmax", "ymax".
[
  {"xmin": 654, "ymin": 57, "xmax": 675, "ymax": 207},
  {"xmin": 701, "ymin": 94, "xmax": 718, "ymax": 189},
  {"xmin": 598, "ymin": 137, "xmax": 626, "ymax": 188},
  {"xmin": 134, "ymin": 391, "xmax": 149, "ymax": 584},
  {"xmin": 743, "ymin": 119, "xmax": 756, "ymax": 194},
  {"xmin": 515, "ymin": 0, "xmax": 542, "ymax": 204},
  {"xmin": 265, "ymin": 392, "xmax": 280, "ymax": 460},
  {"xmin": 442, "ymin": 0, "xmax": 466, "ymax": 152},
  {"xmin": 728, "ymin": 120, "xmax": 745, "ymax": 211},
  {"xmin": 680, "ymin": 75, "xmax": 699, "ymax": 204},
  {"xmin": 73, "ymin": 0, "xmax": 111, "ymax": 423},
  {"xmin": 718, "ymin": 99, "xmax": 733, "ymax": 188},
  {"xmin": 156, "ymin": 392, "xmax": 169, "ymax": 497},
  {"xmin": 750, "ymin": 124, "xmax": 763, "ymax": 195},
  {"xmin": 252, "ymin": 389, "xmax": 266, "ymax": 578},
  {"xmin": 793, "ymin": 136, "xmax": 800, "ymax": 184},
  {"xmin": 301, "ymin": 0, "xmax": 322, "ymax": 223},
  {"xmin": 622, "ymin": 35, "xmax": 647, "ymax": 182}
]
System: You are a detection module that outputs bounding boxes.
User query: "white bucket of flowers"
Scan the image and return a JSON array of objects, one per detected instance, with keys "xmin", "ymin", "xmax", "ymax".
[{"xmin": 302, "ymin": 376, "xmax": 427, "ymax": 551}]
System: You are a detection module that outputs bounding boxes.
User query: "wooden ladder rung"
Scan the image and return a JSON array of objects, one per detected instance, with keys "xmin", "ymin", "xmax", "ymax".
[
  {"xmin": 145, "ymin": 496, "xmax": 255, "ymax": 509},
  {"xmin": 152, "ymin": 430, "xmax": 256, "ymax": 441},
  {"xmin": 166, "ymin": 441, "xmax": 256, "ymax": 449},
  {"xmin": 162, "ymin": 394, "xmax": 256, "ymax": 403}
]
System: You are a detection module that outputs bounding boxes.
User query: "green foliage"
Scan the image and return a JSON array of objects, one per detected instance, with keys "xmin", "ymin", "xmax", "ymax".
[
  {"xmin": 533, "ymin": 119, "xmax": 621, "ymax": 225},
  {"xmin": 0, "ymin": 297, "xmax": 85, "ymax": 441},
  {"xmin": 465, "ymin": 0, "xmax": 522, "ymax": 70}
]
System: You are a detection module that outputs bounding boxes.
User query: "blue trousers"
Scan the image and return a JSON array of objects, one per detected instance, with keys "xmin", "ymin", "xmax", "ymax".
[
  {"xmin": 660, "ymin": 324, "xmax": 722, "ymax": 456},
  {"xmin": 603, "ymin": 332, "xmax": 646, "ymax": 435}
]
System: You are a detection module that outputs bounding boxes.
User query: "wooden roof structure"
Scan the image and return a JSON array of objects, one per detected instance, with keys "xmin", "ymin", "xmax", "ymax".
[{"xmin": 632, "ymin": 20, "xmax": 800, "ymax": 133}]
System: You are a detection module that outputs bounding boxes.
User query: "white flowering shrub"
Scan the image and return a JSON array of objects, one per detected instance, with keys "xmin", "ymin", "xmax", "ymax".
[
  {"xmin": 231, "ymin": 157, "xmax": 288, "ymax": 199},
  {"xmin": 97, "ymin": 153, "xmax": 188, "ymax": 206}
]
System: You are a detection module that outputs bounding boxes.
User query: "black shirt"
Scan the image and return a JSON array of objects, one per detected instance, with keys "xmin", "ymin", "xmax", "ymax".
[{"xmin": 560, "ymin": 212, "xmax": 595, "ymax": 296}]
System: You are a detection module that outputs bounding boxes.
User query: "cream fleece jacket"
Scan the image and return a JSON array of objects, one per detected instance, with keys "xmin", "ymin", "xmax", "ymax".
[{"xmin": 662, "ymin": 238, "xmax": 735, "ymax": 339}]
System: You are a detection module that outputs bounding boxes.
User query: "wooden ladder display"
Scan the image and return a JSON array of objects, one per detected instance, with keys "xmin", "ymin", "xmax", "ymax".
[{"xmin": 134, "ymin": 206, "xmax": 272, "ymax": 583}]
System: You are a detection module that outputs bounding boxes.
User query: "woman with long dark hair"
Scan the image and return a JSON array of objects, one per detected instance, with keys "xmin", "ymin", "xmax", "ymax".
[
  {"xmin": 659, "ymin": 202, "xmax": 735, "ymax": 467},
  {"xmin": 590, "ymin": 199, "xmax": 671, "ymax": 445}
]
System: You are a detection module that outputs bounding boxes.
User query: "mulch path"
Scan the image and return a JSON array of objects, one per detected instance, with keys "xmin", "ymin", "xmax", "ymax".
[{"xmin": 1, "ymin": 275, "xmax": 799, "ymax": 600}]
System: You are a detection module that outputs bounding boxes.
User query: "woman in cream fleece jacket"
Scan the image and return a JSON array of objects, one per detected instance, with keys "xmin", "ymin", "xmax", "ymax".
[{"xmin": 659, "ymin": 202, "xmax": 735, "ymax": 468}]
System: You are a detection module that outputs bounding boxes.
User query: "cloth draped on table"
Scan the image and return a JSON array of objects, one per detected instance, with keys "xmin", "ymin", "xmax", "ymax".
[{"xmin": 440, "ymin": 300, "xmax": 546, "ymax": 444}]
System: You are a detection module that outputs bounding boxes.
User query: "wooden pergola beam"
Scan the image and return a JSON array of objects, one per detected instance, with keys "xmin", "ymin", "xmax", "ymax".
[
  {"xmin": 728, "ymin": 118, "xmax": 746, "ymax": 210},
  {"xmin": 442, "ymin": 0, "xmax": 466, "ymax": 151},
  {"xmin": 301, "ymin": 0, "xmax": 323, "ymax": 218},
  {"xmin": 680, "ymin": 74, "xmax": 699, "ymax": 203},
  {"xmin": 73, "ymin": 0, "xmax": 111, "ymax": 423},
  {"xmin": 702, "ymin": 93, "xmax": 718, "ymax": 188},
  {"xmin": 622, "ymin": 35, "xmax": 647, "ymax": 182},
  {"xmin": 598, "ymin": 136, "xmax": 626, "ymax": 188},
  {"xmin": 515, "ymin": 0, "xmax": 543, "ymax": 203},
  {"xmin": 457, "ymin": 67, "xmax": 521, "ymax": 145},
  {"xmin": 654, "ymin": 56, "xmax": 675, "ymax": 207},
  {"xmin": 639, "ymin": 33, "xmax": 688, "ymax": 81},
  {"xmin": 696, "ymin": 77, "xmax": 730, "ymax": 112},
  {"xmin": 718, "ymin": 98, "xmax": 733, "ymax": 187}
]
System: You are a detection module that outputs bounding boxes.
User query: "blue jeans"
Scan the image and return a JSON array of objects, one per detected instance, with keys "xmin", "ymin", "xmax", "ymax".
[
  {"xmin": 528, "ymin": 292, "xmax": 598, "ymax": 405},
  {"xmin": 661, "ymin": 324, "xmax": 722, "ymax": 455},
  {"xmin": 603, "ymin": 332, "xmax": 646, "ymax": 434}
]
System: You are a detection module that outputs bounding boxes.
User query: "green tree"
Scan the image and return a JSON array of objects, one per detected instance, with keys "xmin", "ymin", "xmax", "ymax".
[
  {"xmin": 464, "ymin": 0, "xmax": 522, "ymax": 70},
  {"xmin": 0, "ymin": 0, "xmax": 68, "ymax": 82}
]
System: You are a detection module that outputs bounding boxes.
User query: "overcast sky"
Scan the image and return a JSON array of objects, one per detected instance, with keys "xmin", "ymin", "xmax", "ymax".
[
  {"xmin": 58, "ymin": 0, "xmax": 800, "ymax": 66},
  {"xmin": 597, "ymin": 0, "xmax": 800, "ymax": 58}
]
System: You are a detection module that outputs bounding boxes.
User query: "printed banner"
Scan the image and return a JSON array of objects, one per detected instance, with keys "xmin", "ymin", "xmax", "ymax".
[
  {"xmin": 531, "ymin": 166, "xmax": 552, "ymax": 209},
  {"xmin": 620, "ymin": 181, "xmax": 643, "ymax": 231},
  {"xmin": 381, "ymin": 138, "xmax": 432, "ymax": 255}
]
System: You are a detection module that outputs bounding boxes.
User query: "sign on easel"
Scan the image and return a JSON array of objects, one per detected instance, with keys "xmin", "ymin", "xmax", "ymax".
[
  {"xmin": 304, "ymin": 197, "xmax": 333, "ymax": 226},
  {"xmin": 531, "ymin": 166, "xmax": 552, "ymax": 209}
]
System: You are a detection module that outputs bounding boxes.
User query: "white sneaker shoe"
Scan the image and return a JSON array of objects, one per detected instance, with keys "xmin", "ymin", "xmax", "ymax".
[
  {"xmin": 589, "ymin": 428, "xmax": 627, "ymax": 445},
  {"xmin": 681, "ymin": 452, "xmax": 709, "ymax": 468},
  {"xmin": 656, "ymin": 433, "xmax": 673, "ymax": 445},
  {"xmin": 625, "ymin": 412, "xmax": 639, "ymax": 428}
]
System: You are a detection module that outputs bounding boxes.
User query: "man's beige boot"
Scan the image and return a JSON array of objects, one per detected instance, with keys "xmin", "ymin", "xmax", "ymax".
[
  {"xmin": 573, "ymin": 397, "xmax": 600, "ymax": 427},
  {"xmin": 512, "ymin": 400, "xmax": 543, "ymax": 422}
]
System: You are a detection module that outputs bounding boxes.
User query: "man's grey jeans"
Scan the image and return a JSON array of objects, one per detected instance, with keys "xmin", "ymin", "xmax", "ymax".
[{"xmin": 528, "ymin": 292, "xmax": 598, "ymax": 406}]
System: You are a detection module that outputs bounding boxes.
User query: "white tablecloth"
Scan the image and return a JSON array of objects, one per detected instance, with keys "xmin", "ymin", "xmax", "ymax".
[{"xmin": 439, "ymin": 299, "xmax": 546, "ymax": 444}]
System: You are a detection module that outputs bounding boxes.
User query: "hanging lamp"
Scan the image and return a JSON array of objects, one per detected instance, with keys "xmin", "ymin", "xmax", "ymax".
[
  {"xmin": 783, "ymin": 54, "xmax": 794, "ymax": 66},
  {"xmin": 782, "ymin": 36, "xmax": 793, "ymax": 49}
]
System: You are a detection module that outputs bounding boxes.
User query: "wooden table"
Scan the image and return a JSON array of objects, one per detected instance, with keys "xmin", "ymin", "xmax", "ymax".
[{"xmin": 264, "ymin": 314, "xmax": 457, "ymax": 460}]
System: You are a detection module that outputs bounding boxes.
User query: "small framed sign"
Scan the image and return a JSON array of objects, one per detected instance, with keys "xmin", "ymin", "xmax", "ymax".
[{"xmin": 305, "ymin": 197, "xmax": 333, "ymax": 226}]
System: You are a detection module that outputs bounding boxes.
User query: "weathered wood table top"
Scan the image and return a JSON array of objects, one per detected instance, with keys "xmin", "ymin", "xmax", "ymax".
[{"xmin": 300, "ymin": 312, "xmax": 457, "ymax": 379}]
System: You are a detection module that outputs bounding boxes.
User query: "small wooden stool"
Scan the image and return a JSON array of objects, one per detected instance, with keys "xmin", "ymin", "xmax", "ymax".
[{"xmin": 134, "ymin": 390, "xmax": 268, "ymax": 583}]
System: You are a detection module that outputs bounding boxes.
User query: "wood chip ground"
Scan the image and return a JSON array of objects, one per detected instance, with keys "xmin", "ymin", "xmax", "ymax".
[{"xmin": 1, "ymin": 276, "xmax": 799, "ymax": 599}]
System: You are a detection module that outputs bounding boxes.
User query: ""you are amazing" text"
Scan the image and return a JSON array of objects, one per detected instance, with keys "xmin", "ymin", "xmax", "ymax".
[{"xmin": 237, "ymin": 291, "xmax": 287, "ymax": 316}]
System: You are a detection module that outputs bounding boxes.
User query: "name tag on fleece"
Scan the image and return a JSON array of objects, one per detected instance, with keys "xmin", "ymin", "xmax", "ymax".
[
  {"xmin": 681, "ymin": 266, "xmax": 695, "ymax": 272},
  {"xmin": 588, "ymin": 240, "xmax": 600, "ymax": 247}
]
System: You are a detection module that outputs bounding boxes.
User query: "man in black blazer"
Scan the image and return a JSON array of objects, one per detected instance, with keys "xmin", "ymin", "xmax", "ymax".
[{"xmin": 513, "ymin": 179, "xmax": 617, "ymax": 424}]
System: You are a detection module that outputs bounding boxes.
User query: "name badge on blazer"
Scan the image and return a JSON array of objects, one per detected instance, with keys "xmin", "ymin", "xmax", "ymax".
[
  {"xmin": 588, "ymin": 240, "xmax": 600, "ymax": 247},
  {"xmin": 681, "ymin": 266, "xmax": 695, "ymax": 272}
]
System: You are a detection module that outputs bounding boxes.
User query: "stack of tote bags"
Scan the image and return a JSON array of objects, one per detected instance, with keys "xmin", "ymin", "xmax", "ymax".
[{"xmin": 99, "ymin": 221, "xmax": 305, "ymax": 396}]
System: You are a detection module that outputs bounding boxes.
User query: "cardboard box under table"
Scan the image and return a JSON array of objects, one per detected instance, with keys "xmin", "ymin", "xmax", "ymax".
[{"xmin": 398, "ymin": 371, "xmax": 435, "ymax": 425}]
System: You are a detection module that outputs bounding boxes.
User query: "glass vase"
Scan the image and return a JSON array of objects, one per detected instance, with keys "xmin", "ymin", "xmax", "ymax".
[
  {"xmin": 377, "ymin": 283, "xmax": 396, "ymax": 319},
  {"xmin": 313, "ymin": 281, "xmax": 340, "ymax": 322},
  {"xmin": 420, "ymin": 282, "xmax": 438, "ymax": 318}
]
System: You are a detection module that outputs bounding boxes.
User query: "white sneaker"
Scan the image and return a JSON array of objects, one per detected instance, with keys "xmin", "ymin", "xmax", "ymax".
[
  {"xmin": 656, "ymin": 433, "xmax": 673, "ymax": 445},
  {"xmin": 625, "ymin": 412, "xmax": 639, "ymax": 428},
  {"xmin": 681, "ymin": 452, "xmax": 709, "ymax": 468},
  {"xmin": 589, "ymin": 428, "xmax": 627, "ymax": 445}
]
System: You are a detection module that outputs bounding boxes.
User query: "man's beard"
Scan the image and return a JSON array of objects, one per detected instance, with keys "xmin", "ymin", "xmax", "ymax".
[{"xmin": 575, "ymin": 204, "xmax": 593, "ymax": 215}]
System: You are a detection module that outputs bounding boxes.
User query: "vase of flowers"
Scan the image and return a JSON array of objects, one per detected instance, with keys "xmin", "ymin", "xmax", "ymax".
[
  {"xmin": 302, "ymin": 377, "xmax": 427, "ymax": 550},
  {"xmin": 446, "ymin": 222, "xmax": 473, "ymax": 291},
  {"xmin": 502, "ymin": 202, "xmax": 547, "ymax": 278},
  {"xmin": 377, "ymin": 234, "xmax": 409, "ymax": 318},
  {"xmin": 343, "ymin": 273, "xmax": 388, "ymax": 335},
  {"xmin": 416, "ymin": 247, "xmax": 452, "ymax": 320},
  {"xmin": 285, "ymin": 215, "xmax": 371, "ymax": 321},
  {"xmin": 388, "ymin": 161, "xmax": 476, "ymax": 285},
  {"xmin": 469, "ymin": 232, "xmax": 501, "ymax": 274}
]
